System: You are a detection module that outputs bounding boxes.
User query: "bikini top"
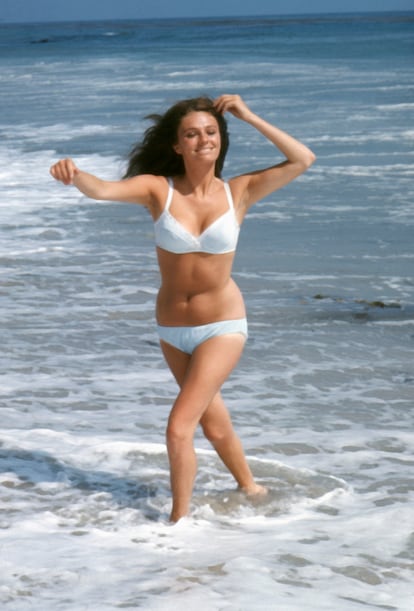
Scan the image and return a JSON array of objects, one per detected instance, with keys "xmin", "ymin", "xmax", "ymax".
[{"xmin": 154, "ymin": 178, "xmax": 240, "ymax": 254}]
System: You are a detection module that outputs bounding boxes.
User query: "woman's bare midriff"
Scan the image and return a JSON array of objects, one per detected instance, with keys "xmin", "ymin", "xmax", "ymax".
[{"xmin": 155, "ymin": 248, "xmax": 246, "ymax": 326}]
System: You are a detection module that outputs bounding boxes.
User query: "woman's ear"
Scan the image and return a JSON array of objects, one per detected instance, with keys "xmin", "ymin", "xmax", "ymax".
[{"xmin": 173, "ymin": 143, "xmax": 182, "ymax": 155}]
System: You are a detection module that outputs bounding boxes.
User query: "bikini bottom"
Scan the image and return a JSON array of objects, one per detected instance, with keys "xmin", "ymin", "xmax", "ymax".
[{"xmin": 157, "ymin": 318, "xmax": 248, "ymax": 355}]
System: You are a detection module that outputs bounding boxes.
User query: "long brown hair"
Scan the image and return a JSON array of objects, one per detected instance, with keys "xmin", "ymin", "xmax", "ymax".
[{"xmin": 123, "ymin": 96, "xmax": 229, "ymax": 179}]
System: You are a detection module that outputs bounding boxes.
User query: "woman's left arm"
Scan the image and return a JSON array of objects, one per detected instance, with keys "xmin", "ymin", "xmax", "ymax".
[{"xmin": 214, "ymin": 94, "xmax": 316, "ymax": 209}]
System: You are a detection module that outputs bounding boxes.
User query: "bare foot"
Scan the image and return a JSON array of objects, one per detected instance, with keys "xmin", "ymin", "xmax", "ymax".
[
  {"xmin": 169, "ymin": 509, "xmax": 188, "ymax": 523},
  {"xmin": 240, "ymin": 483, "xmax": 268, "ymax": 497}
]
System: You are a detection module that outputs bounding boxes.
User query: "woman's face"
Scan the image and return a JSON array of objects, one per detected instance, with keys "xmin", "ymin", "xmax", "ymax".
[{"xmin": 174, "ymin": 111, "xmax": 221, "ymax": 165}]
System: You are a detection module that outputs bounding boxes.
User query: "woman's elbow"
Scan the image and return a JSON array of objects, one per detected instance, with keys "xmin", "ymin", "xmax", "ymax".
[
  {"xmin": 304, "ymin": 149, "xmax": 316, "ymax": 169},
  {"xmin": 295, "ymin": 151, "xmax": 316, "ymax": 175}
]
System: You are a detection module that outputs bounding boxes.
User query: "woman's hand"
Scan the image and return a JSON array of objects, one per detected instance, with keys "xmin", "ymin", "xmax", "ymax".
[
  {"xmin": 214, "ymin": 94, "xmax": 255, "ymax": 122},
  {"xmin": 50, "ymin": 158, "xmax": 80, "ymax": 185}
]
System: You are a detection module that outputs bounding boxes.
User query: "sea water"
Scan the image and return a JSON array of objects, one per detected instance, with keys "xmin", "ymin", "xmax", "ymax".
[{"xmin": 0, "ymin": 13, "xmax": 413, "ymax": 610}]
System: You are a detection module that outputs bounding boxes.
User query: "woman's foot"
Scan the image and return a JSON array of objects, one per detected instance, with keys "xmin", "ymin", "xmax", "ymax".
[{"xmin": 240, "ymin": 483, "xmax": 268, "ymax": 497}]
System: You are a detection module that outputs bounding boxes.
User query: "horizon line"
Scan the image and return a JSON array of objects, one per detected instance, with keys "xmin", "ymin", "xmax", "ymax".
[{"xmin": 1, "ymin": 9, "xmax": 413, "ymax": 26}]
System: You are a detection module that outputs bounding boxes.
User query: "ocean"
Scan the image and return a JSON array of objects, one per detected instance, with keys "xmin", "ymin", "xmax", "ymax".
[{"xmin": 0, "ymin": 12, "xmax": 413, "ymax": 610}]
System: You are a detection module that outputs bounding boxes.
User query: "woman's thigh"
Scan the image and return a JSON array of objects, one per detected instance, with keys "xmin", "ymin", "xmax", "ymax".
[{"xmin": 162, "ymin": 334, "xmax": 245, "ymax": 432}]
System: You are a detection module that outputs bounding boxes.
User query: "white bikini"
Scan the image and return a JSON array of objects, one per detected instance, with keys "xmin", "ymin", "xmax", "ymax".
[
  {"xmin": 154, "ymin": 178, "xmax": 240, "ymax": 255},
  {"xmin": 155, "ymin": 178, "xmax": 247, "ymax": 354}
]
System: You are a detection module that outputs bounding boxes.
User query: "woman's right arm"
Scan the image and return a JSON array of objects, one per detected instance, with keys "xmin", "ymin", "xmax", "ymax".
[{"xmin": 49, "ymin": 157, "xmax": 159, "ymax": 206}]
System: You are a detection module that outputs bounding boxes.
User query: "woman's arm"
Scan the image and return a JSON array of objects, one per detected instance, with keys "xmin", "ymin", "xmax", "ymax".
[
  {"xmin": 214, "ymin": 94, "xmax": 316, "ymax": 210},
  {"xmin": 49, "ymin": 158, "xmax": 159, "ymax": 207}
]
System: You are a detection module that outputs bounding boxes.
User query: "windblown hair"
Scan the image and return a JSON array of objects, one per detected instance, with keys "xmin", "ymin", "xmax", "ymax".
[{"xmin": 123, "ymin": 96, "xmax": 229, "ymax": 179}]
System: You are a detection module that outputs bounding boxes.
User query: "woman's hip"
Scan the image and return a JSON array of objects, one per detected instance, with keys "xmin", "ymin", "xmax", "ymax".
[{"xmin": 157, "ymin": 318, "xmax": 248, "ymax": 355}]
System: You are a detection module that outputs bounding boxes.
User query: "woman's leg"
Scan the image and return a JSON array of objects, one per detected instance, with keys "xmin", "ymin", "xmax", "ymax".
[
  {"xmin": 161, "ymin": 334, "xmax": 245, "ymax": 521},
  {"xmin": 160, "ymin": 334, "xmax": 264, "ymax": 522},
  {"xmin": 200, "ymin": 394, "xmax": 264, "ymax": 494}
]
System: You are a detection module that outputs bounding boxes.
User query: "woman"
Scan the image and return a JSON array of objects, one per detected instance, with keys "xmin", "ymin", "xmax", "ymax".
[{"xmin": 50, "ymin": 94, "xmax": 315, "ymax": 522}]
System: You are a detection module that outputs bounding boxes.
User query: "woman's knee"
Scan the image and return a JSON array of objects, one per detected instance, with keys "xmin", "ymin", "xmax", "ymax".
[
  {"xmin": 201, "ymin": 419, "xmax": 234, "ymax": 444},
  {"xmin": 200, "ymin": 396, "xmax": 233, "ymax": 443},
  {"xmin": 166, "ymin": 413, "xmax": 196, "ymax": 447}
]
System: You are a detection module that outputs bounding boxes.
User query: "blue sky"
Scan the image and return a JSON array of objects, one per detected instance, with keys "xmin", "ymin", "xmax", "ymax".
[{"xmin": 0, "ymin": 0, "xmax": 412, "ymax": 23}]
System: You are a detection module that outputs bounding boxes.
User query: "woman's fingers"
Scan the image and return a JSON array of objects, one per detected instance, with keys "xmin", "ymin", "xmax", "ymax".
[
  {"xmin": 50, "ymin": 158, "xmax": 78, "ymax": 185},
  {"xmin": 214, "ymin": 94, "xmax": 251, "ymax": 120}
]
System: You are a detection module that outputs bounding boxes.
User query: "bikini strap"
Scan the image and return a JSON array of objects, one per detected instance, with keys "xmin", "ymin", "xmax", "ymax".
[
  {"xmin": 223, "ymin": 181, "xmax": 235, "ymax": 211},
  {"xmin": 165, "ymin": 179, "xmax": 233, "ymax": 212},
  {"xmin": 164, "ymin": 178, "xmax": 174, "ymax": 211}
]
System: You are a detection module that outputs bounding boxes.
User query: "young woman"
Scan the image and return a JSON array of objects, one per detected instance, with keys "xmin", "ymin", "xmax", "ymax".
[{"xmin": 50, "ymin": 94, "xmax": 315, "ymax": 522}]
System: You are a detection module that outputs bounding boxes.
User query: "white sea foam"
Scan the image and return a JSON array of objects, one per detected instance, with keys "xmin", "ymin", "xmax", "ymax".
[
  {"xmin": 309, "ymin": 132, "xmax": 413, "ymax": 144},
  {"xmin": 1, "ymin": 428, "xmax": 413, "ymax": 610},
  {"xmin": 376, "ymin": 103, "xmax": 414, "ymax": 111},
  {"xmin": 0, "ymin": 122, "xmax": 115, "ymax": 143}
]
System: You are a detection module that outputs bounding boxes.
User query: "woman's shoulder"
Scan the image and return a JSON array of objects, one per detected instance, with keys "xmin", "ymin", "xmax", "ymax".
[
  {"xmin": 119, "ymin": 173, "xmax": 169, "ymax": 210},
  {"xmin": 226, "ymin": 174, "xmax": 251, "ymax": 209}
]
